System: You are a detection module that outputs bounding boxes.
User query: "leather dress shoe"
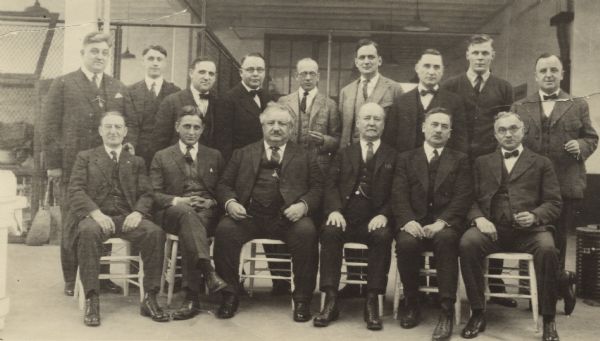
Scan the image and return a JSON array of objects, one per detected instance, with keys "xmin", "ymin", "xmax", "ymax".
[
  {"xmin": 172, "ymin": 297, "xmax": 200, "ymax": 321},
  {"xmin": 293, "ymin": 301, "xmax": 312, "ymax": 322},
  {"xmin": 432, "ymin": 308, "xmax": 454, "ymax": 341},
  {"xmin": 543, "ymin": 320, "xmax": 560, "ymax": 341},
  {"xmin": 99, "ymin": 280, "xmax": 123, "ymax": 295},
  {"xmin": 271, "ymin": 280, "xmax": 291, "ymax": 296},
  {"xmin": 461, "ymin": 313, "xmax": 486, "ymax": 339},
  {"xmin": 217, "ymin": 293, "xmax": 239, "ymax": 319},
  {"xmin": 205, "ymin": 271, "xmax": 227, "ymax": 294},
  {"xmin": 560, "ymin": 270, "xmax": 576, "ymax": 316},
  {"xmin": 338, "ymin": 284, "xmax": 365, "ymax": 299},
  {"xmin": 64, "ymin": 282, "xmax": 75, "ymax": 296},
  {"xmin": 364, "ymin": 293, "xmax": 382, "ymax": 330},
  {"xmin": 489, "ymin": 297, "xmax": 518, "ymax": 308},
  {"xmin": 140, "ymin": 292, "xmax": 170, "ymax": 322},
  {"xmin": 313, "ymin": 293, "xmax": 339, "ymax": 327},
  {"xmin": 399, "ymin": 302, "xmax": 421, "ymax": 329},
  {"xmin": 84, "ymin": 295, "xmax": 100, "ymax": 327}
]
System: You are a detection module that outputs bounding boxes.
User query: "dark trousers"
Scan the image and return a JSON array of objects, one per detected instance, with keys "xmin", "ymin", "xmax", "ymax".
[
  {"xmin": 396, "ymin": 228, "xmax": 459, "ymax": 304},
  {"xmin": 459, "ymin": 227, "xmax": 559, "ymax": 315},
  {"xmin": 319, "ymin": 223, "xmax": 393, "ymax": 294},
  {"xmin": 59, "ymin": 181, "xmax": 77, "ymax": 284},
  {"xmin": 76, "ymin": 216, "xmax": 165, "ymax": 295},
  {"xmin": 556, "ymin": 198, "xmax": 578, "ymax": 269},
  {"xmin": 214, "ymin": 215, "xmax": 318, "ymax": 302},
  {"xmin": 161, "ymin": 204, "xmax": 215, "ymax": 294}
]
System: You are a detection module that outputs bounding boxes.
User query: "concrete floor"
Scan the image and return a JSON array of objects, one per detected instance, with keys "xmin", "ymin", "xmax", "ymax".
[{"xmin": 1, "ymin": 235, "xmax": 599, "ymax": 341}]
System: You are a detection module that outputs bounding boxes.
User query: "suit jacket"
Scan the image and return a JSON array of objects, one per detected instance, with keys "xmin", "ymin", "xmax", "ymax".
[
  {"xmin": 392, "ymin": 146, "xmax": 472, "ymax": 232},
  {"xmin": 217, "ymin": 83, "xmax": 273, "ymax": 161},
  {"xmin": 278, "ymin": 91, "xmax": 341, "ymax": 168},
  {"xmin": 468, "ymin": 148, "xmax": 562, "ymax": 230},
  {"xmin": 324, "ymin": 142, "xmax": 396, "ymax": 218},
  {"xmin": 64, "ymin": 146, "xmax": 152, "ymax": 248},
  {"xmin": 443, "ymin": 73, "xmax": 513, "ymax": 158},
  {"xmin": 512, "ymin": 91, "xmax": 598, "ymax": 199},
  {"xmin": 216, "ymin": 141, "xmax": 323, "ymax": 213},
  {"xmin": 390, "ymin": 87, "xmax": 468, "ymax": 154},
  {"xmin": 150, "ymin": 143, "xmax": 225, "ymax": 224},
  {"xmin": 151, "ymin": 88, "xmax": 221, "ymax": 155},
  {"xmin": 338, "ymin": 75, "xmax": 403, "ymax": 148},
  {"xmin": 128, "ymin": 79, "xmax": 180, "ymax": 166},
  {"xmin": 42, "ymin": 69, "xmax": 137, "ymax": 180}
]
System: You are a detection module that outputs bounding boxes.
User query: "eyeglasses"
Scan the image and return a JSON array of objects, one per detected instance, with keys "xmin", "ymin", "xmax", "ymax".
[
  {"xmin": 298, "ymin": 71, "xmax": 318, "ymax": 78},
  {"xmin": 242, "ymin": 67, "xmax": 265, "ymax": 74},
  {"xmin": 496, "ymin": 125, "xmax": 521, "ymax": 135}
]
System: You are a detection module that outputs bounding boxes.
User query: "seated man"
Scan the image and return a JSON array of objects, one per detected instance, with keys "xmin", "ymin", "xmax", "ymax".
[
  {"xmin": 393, "ymin": 107, "xmax": 472, "ymax": 340},
  {"xmin": 150, "ymin": 105, "xmax": 227, "ymax": 320},
  {"xmin": 460, "ymin": 112, "xmax": 562, "ymax": 341},
  {"xmin": 66, "ymin": 111, "xmax": 168, "ymax": 326},
  {"xmin": 213, "ymin": 102, "xmax": 322, "ymax": 321},
  {"xmin": 313, "ymin": 103, "xmax": 394, "ymax": 330}
]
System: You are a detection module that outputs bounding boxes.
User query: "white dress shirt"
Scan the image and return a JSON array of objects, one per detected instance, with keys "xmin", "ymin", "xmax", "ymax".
[
  {"xmin": 242, "ymin": 81, "xmax": 262, "ymax": 107},
  {"xmin": 359, "ymin": 139, "xmax": 381, "ymax": 162},
  {"xmin": 423, "ymin": 142, "xmax": 444, "ymax": 163},
  {"xmin": 466, "ymin": 68, "xmax": 491, "ymax": 90},
  {"xmin": 264, "ymin": 141, "xmax": 287, "ymax": 162},
  {"xmin": 501, "ymin": 144, "xmax": 524, "ymax": 173},
  {"xmin": 81, "ymin": 66, "xmax": 103, "ymax": 88},
  {"xmin": 190, "ymin": 86, "xmax": 209, "ymax": 115},
  {"xmin": 104, "ymin": 144, "xmax": 123, "ymax": 161},
  {"xmin": 298, "ymin": 87, "xmax": 318, "ymax": 113},
  {"xmin": 417, "ymin": 83, "xmax": 440, "ymax": 110},
  {"xmin": 145, "ymin": 76, "xmax": 164, "ymax": 96},
  {"xmin": 179, "ymin": 140, "xmax": 198, "ymax": 161},
  {"xmin": 359, "ymin": 72, "xmax": 380, "ymax": 99},
  {"xmin": 539, "ymin": 89, "xmax": 561, "ymax": 117}
]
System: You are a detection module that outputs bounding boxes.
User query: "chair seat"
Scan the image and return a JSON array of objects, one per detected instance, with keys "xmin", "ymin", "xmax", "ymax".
[{"xmin": 487, "ymin": 252, "xmax": 533, "ymax": 261}]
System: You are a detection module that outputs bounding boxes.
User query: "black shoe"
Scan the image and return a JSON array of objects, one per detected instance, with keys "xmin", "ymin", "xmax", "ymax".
[
  {"xmin": 560, "ymin": 270, "xmax": 576, "ymax": 316},
  {"xmin": 399, "ymin": 300, "xmax": 421, "ymax": 329},
  {"xmin": 338, "ymin": 284, "xmax": 365, "ymax": 298},
  {"xmin": 461, "ymin": 313, "xmax": 486, "ymax": 339},
  {"xmin": 172, "ymin": 297, "xmax": 200, "ymax": 321},
  {"xmin": 432, "ymin": 307, "xmax": 454, "ymax": 341},
  {"xmin": 84, "ymin": 295, "xmax": 100, "ymax": 327},
  {"xmin": 293, "ymin": 301, "xmax": 312, "ymax": 322},
  {"xmin": 313, "ymin": 293, "xmax": 339, "ymax": 327},
  {"xmin": 205, "ymin": 272, "xmax": 227, "ymax": 294},
  {"xmin": 64, "ymin": 282, "xmax": 75, "ymax": 296},
  {"xmin": 271, "ymin": 280, "xmax": 291, "ymax": 296},
  {"xmin": 364, "ymin": 293, "xmax": 382, "ymax": 331},
  {"xmin": 140, "ymin": 292, "xmax": 170, "ymax": 322},
  {"xmin": 217, "ymin": 293, "xmax": 239, "ymax": 319},
  {"xmin": 489, "ymin": 297, "xmax": 518, "ymax": 308},
  {"xmin": 543, "ymin": 320, "xmax": 560, "ymax": 341},
  {"xmin": 99, "ymin": 280, "xmax": 123, "ymax": 295}
]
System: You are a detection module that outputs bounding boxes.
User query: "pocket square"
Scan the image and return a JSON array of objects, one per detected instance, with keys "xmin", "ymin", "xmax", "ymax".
[
  {"xmin": 385, "ymin": 163, "xmax": 393, "ymax": 169},
  {"xmin": 115, "ymin": 92, "xmax": 123, "ymax": 98}
]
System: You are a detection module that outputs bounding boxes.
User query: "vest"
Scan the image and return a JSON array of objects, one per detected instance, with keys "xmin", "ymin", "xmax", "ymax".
[
  {"xmin": 182, "ymin": 158, "xmax": 210, "ymax": 198},
  {"xmin": 249, "ymin": 153, "xmax": 284, "ymax": 216},
  {"xmin": 539, "ymin": 103, "xmax": 551, "ymax": 156},
  {"xmin": 490, "ymin": 162, "xmax": 512, "ymax": 227},
  {"xmin": 99, "ymin": 158, "xmax": 130, "ymax": 216}
]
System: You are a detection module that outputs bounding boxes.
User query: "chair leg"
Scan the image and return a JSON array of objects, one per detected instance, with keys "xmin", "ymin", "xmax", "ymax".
[
  {"xmin": 248, "ymin": 243, "xmax": 257, "ymax": 298},
  {"xmin": 167, "ymin": 240, "xmax": 178, "ymax": 306},
  {"xmin": 482, "ymin": 257, "xmax": 490, "ymax": 311},
  {"xmin": 455, "ymin": 262, "xmax": 462, "ymax": 325},
  {"xmin": 393, "ymin": 270, "xmax": 401, "ymax": 320},
  {"xmin": 159, "ymin": 237, "xmax": 172, "ymax": 296},
  {"xmin": 75, "ymin": 267, "xmax": 85, "ymax": 310},
  {"xmin": 528, "ymin": 259, "xmax": 539, "ymax": 332},
  {"xmin": 122, "ymin": 243, "xmax": 131, "ymax": 297},
  {"xmin": 138, "ymin": 256, "xmax": 145, "ymax": 303},
  {"xmin": 378, "ymin": 294, "xmax": 384, "ymax": 317}
]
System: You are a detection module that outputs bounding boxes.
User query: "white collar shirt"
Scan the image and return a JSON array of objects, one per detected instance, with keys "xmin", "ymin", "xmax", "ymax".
[
  {"xmin": 264, "ymin": 141, "xmax": 286, "ymax": 163},
  {"xmin": 359, "ymin": 73, "xmax": 380, "ymax": 99},
  {"xmin": 179, "ymin": 140, "xmax": 199, "ymax": 162},
  {"xmin": 501, "ymin": 144, "xmax": 524, "ymax": 173},
  {"xmin": 359, "ymin": 139, "xmax": 381, "ymax": 162},
  {"xmin": 539, "ymin": 89, "xmax": 561, "ymax": 117},
  {"xmin": 423, "ymin": 142, "xmax": 444, "ymax": 163}
]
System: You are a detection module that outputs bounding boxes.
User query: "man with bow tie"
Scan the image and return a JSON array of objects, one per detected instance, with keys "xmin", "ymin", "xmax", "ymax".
[
  {"xmin": 151, "ymin": 57, "xmax": 221, "ymax": 156},
  {"xmin": 390, "ymin": 49, "xmax": 467, "ymax": 154},
  {"xmin": 42, "ymin": 31, "xmax": 137, "ymax": 298},
  {"xmin": 512, "ymin": 53, "xmax": 598, "ymax": 316},
  {"xmin": 150, "ymin": 105, "xmax": 227, "ymax": 320},
  {"xmin": 459, "ymin": 112, "xmax": 562, "ymax": 341}
]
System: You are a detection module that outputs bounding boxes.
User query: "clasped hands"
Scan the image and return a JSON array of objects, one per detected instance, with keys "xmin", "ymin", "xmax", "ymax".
[
  {"xmin": 174, "ymin": 196, "xmax": 215, "ymax": 210},
  {"xmin": 326, "ymin": 211, "xmax": 387, "ymax": 232},
  {"xmin": 226, "ymin": 201, "xmax": 307, "ymax": 222},
  {"xmin": 474, "ymin": 211, "xmax": 537, "ymax": 241},
  {"xmin": 402, "ymin": 220, "xmax": 445, "ymax": 239},
  {"xmin": 90, "ymin": 209, "xmax": 142, "ymax": 235}
]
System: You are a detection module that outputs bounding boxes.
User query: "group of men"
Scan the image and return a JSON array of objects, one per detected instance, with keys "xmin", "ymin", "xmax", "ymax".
[{"xmin": 40, "ymin": 31, "xmax": 597, "ymax": 341}]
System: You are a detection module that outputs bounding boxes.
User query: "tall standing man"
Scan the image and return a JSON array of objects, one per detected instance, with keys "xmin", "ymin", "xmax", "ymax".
[
  {"xmin": 129, "ymin": 45, "xmax": 180, "ymax": 166},
  {"xmin": 512, "ymin": 53, "xmax": 598, "ymax": 315},
  {"xmin": 42, "ymin": 31, "xmax": 137, "ymax": 297}
]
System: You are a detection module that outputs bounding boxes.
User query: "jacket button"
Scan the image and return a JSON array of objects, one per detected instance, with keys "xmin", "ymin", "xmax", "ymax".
[{"xmin": 345, "ymin": 196, "xmax": 350, "ymax": 199}]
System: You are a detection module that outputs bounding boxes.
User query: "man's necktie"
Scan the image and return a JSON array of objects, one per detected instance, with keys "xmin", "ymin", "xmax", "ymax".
[
  {"xmin": 419, "ymin": 89, "xmax": 438, "ymax": 97},
  {"xmin": 184, "ymin": 145, "xmax": 194, "ymax": 164},
  {"xmin": 299, "ymin": 91, "xmax": 309, "ymax": 113},
  {"xmin": 430, "ymin": 149, "xmax": 440, "ymax": 168},
  {"xmin": 199, "ymin": 93, "xmax": 210, "ymax": 100},
  {"xmin": 504, "ymin": 149, "xmax": 519, "ymax": 159},
  {"xmin": 249, "ymin": 89, "xmax": 262, "ymax": 107},
  {"xmin": 92, "ymin": 73, "xmax": 99, "ymax": 89},
  {"xmin": 110, "ymin": 150, "xmax": 118, "ymax": 178},
  {"xmin": 474, "ymin": 74, "xmax": 483, "ymax": 94},
  {"xmin": 366, "ymin": 141, "xmax": 374, "ymax": 163},
  {"xmin": 270, "ymin": 146, "xmax": 281, "ymax": 164},
  {"xmin": 150, "ymin": 82, "xmax": 157, "ymax": 98},
  {"xmin": 362, "ymin": 78, "xmax": 370, "ymax": 100},
  {"xmin": 543, "ymin": 93, "xmax": 559, "ymax": 101}
]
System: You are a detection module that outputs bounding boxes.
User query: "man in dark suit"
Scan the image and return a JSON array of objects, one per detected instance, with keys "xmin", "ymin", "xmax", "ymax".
[
  {"xmin": 393, "ymin": 107, "xmax": 472, "ymax": 341},
  {"xmin": 512, "ymin": 53, "xmax": 598, "ymax": 315},
  {"xmin": 213, "ymin": 103, "xmax": 322, "ymax": 321},
  {"xmin": 278, "ymin": 58, "xmax": 340, "ymax": 172},
  {"xmin": 129, "ymin": 45, "xmax": 180, "ymax": 166},
  {"xmin": 151, "ymin": 57, "xmax": 220, "ymax": 154},
  {"xmin": 313, "ymin": 103, "xmax": 394, "ymax": 330},
  {"xmin": 459, "ymin": 112, "xmax": 562, "ymax": 341},
  {"xmin": 150, "ymin": 106, "xmax": 227, "ymax": 320},
  {"xmin": 42, "ymin": 31, "xmax": 137, "ymax": 297},
  {"xmin": 66, "ymin": 112, "xmax": 167, "ymax": 326},
  {"xmin": 391, "ymin": 49, "xmax": 467, "ymax": 154}
]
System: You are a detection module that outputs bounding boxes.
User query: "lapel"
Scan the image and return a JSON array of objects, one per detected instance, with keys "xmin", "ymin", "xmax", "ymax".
[
  {"xmin": 195, "ymin": 145, "xmax": 211, "ymax": 192},
  {"xmin": 168, "ymin": 145, "xmax": 188, "ymax": 178},
  {"xmin": 369, "ymin": 76, "xmax": 388, "ymax": 104},
  {"xmin": 117, "ymin": 150, "xmax": 135, "ymax": 206},
  {"xmin": 413, "ymin": 147, "xmax": 429, "ymax": 192},
  {"xmin": 434, "ymin": 149, "xmax": 454, "ymax": 192},
  {"xmin": 250, "ymin": 142, "xmax": 263, "ymax": 177},
  {"xmin": 238, "ymin": 84, "xmax": 261, "ymax": 116},
  {"xmin": 92, "ymin": 146, "xmax": 114, "ymax": 183},
  {"xmin": 349, "ymin": 143, "xmax": 362, "ymax": 175},
  {"xmin": 373, "ymin": 143, "xmax": 390, "ymax": 175},
  {"xmin": 524, "ymin": 93, "xmax": 542, "ymax": 132},
  {"xmin": 74, "ymin": 69, "xmax": 102, "ymax": 112},
  {"xmin": 508, "ymin": 148, "xmax": 535, "ymax": 182},
  {"xmin": 287, "ymin": 92, "xmax": 300, "ymax": 118},
  {"xmin": 549, "ymin": 91, "xmax": 574, "ymax": 127},
  {"xmin": 280, "ymin": 142, "xmax": 298, "ymax": 173},
  {"xmin": 308, "ymin": 93, "xmax": 325, "ymax": 126},
  {"xmin": 488, "ymin": 150, "xmax": 503, "ymax": 185}
]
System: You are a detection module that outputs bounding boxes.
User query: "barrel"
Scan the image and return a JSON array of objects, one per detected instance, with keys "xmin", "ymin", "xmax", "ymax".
[{"xmin": 576, "ymin": 225, "xmax": 600, "ymax": 299}]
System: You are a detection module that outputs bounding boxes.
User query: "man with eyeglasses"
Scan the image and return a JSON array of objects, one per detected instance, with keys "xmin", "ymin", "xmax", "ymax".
[
  {"xmin": 459, "ymin": 111, "xmax": 562, "ymax": 341},
  {"xmin": 392, "ymin": 107, "xmax": 472, "ymax": 340},
  {"xmin": 42, "ymin": 31, "xmax": 137, "ymax": 298},
  {"xmin": 278, "ymin": 58, "xmax": 340, "ymax": 172},
  {"xmin": 512, "ymin": 53, "xmax": 598, "ymax": 316}
]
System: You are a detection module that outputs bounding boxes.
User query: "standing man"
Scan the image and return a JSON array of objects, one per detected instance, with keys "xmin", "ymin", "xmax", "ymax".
[
  {"xmin": 393, "ymin": 107, "xmax": 472, "ymax": 341},
  {"xmin": 512, "ymin": 53, "xmax": 598, "ymax": 315},
  {"xmin": 460, "ymin": 112, "xmax": 562, "ymax": 341},
  {"xmin": 314, "ymin": 103, "xmax": 394, "ymax": 331},
  {"xmin": 42, "ymin": 31, "xmax": 137, "ymax": 297},
  {"xmin": 66, "ymin": 111, "xmax": 167, "ymax": 326},
  {"xmin": 278, "ymin": 58, "xmax": 340, "ymax": 172},
  {"xmin": 129, "ymin": 45, "xmax": 180, "ymax": 167},
  {"xmin": 150, "ymin": 106, "xmax": 227, "ymax": 320},
  {"xmin": 151, "ymin": 57, "xmax": 220, "ymax": 154},
  {"xmin": 392, "ymin": 49, "xmax": 467, "ymax": 154},
  {"xmin": 217, "ymin": 52, "xmax": 273, "ymax": 161},
  {"xmin": 213, "ymin": 103, "xmax": 322, "ymax": 322}
]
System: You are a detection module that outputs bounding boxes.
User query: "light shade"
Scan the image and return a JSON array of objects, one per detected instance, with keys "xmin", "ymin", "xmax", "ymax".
[
  {"xmin": 121, "ymin": 47, "xmax": 136, "ymax": 59},
  {"xmin": 404, "ymin": 0, "xmax": 430, "ymax": 32}
]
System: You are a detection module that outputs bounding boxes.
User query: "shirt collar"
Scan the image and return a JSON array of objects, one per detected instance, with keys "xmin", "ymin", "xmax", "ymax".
[
  {"xmin": 145, "ymin": 76, "xmax": 163, "ymax": 91},
  {"xmin": 179, "ymin": 140, "xmax": 198, "ymax": 156},
  {"xmin": 104, "ymin": 144, "xmax": 123, "ymax": 160},
  {"xmin": 241, "ymin": 81, "xmax": 261, "ymax": 93},
  {"xmin": 360, "ymin": 139, "xmax": 381, "ymax": 151},
  {"xmin": 264, "ymin": 141, "xmax": 286, "ymax": 155},
  {"xmin": 423, "ymin": 142, "xmax": 444, "ymax": 159},
  {"xmin": 417, "ymin": 83, "xmax": 440, "ymax": 93},
  {"xmin": 539, "ymin": 89, "xmax": 561, "ymax": 101},
  {"xmin": 298, "ymin": 87, "xmax": 318, "ymax": 98},
  {"xmin": 501, "ymin": 144, "xmax": 524, "ymax": 157},
  {"xmin": 360, "ymin": 72, "xmax": 380, "ymax": 86},
  {"xmin": 190, "ymin": 85, "xmax": 209, "ymax": 99},
  {"xmin": 81, "ymin": 66, "xmax": 103, "ymax": 83},
  {"xmin": 466, "ymin": 68, "xmax": 491, "ymax": 85}
]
